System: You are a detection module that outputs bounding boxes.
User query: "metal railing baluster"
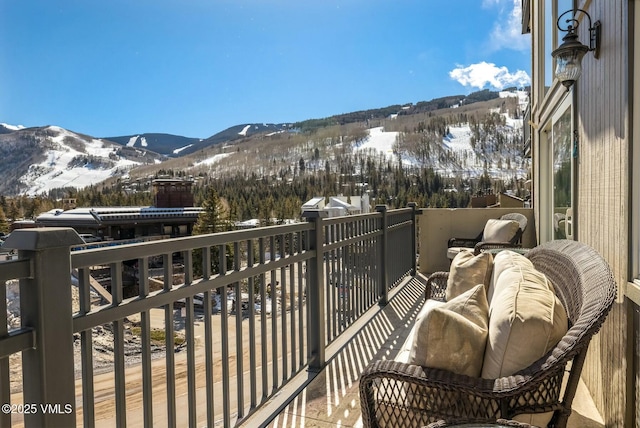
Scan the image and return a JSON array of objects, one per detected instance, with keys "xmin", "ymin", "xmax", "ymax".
[
  {"xmin": 183, "ymin": 250, "xmax": 197, "ymax": 428},
  {"xmin": 259, "ymin": 236, "xmax": 268, "ymax": 402},
  {"xmin": 110, "ymin": 262, "xmax": 126, "ymax": 428},
  {"xmin": 234, "ymin": 241, "xmax": 244, "ymax": 419},
  {"xmin": 202, "ymin": 245, "xmax": 215, "ymax": 428},
  {"xmin": 219, "ymin": 244, "xmax": 231, "ymax": 428},
  {"xmin": 78, "ymin": 266, "xmax": 95, "ymax": 428},
  {"xmin": 163, "ymin": 253, "xmax": 177, "ymax": 428},
  {"xmin": 279, "ymin": 234, "xmax": 287, "ymax": 383},
  {"xmin": 247, "ymin": 239, "xmax": 257, "ymax": 409},
  {"xmin": 0, "ymin": 279, "xmax": 10, "ymax": 428},
  {"xmin": 138, "ymin": 257, "xmax": 153, "ymax": 428},
  {"xmin": 269, "ymin": 235, "xmax": 278, "ymax": 392}
]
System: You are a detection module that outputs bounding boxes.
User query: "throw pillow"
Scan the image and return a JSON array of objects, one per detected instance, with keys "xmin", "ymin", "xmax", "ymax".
[
  {"xmin": 482, "ymin": 219, "xmax": 520, "ymax": 243},
  {"xmin": 482, "ymin": 264, "xmax": 568, "ymax": 379},
  {"xmin": 409, "ymin": 284, "xmax": 489, "ymax": 377},
  {"xmin": 488, "ymin": 250, "xmax": 534, "ymax": 303},
  {"xmin": 395, "ymin": 298, "xmax": 445, "ymax": 364},
  {"xmin": 446, "ymin": 250, "xmax": 493, "ymax": 301}
]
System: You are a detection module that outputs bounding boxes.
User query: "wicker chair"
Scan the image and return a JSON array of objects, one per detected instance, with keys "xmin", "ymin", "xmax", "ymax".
[
  {"xmin": 359, "ymin": 240, "xmax": 616, "ymax": 428},
  {"xmin": 447, "ymin": 213, "xmax": 528, "ymax": 258}
]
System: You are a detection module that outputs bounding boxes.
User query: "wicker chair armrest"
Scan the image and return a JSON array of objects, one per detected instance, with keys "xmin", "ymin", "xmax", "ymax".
[
  {"xmin": 427, "ymin": 418, "xmax": 536, "ymax": 428},
  {"xmin": 448, "ymin": 237, "xmax": 480, "ymax": 248},
  {"xmin": 473, "ymin": 242, "xmax": 521, "ymax": 255},
  {"xmin": 425, "ymin": 271, "xmax": 448, "ymax": 301},
  {"xmin": 359, "ymin": 360, "xmax": 544, "ymax": 427}
]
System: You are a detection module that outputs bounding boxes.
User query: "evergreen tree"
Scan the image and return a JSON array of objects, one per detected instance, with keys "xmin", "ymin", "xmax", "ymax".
[
  {"xmin": 0, "ymin": 206, "xmax": 8, "ymax": 233},
  {"xmin": 193, "ymin": 188, "xmax": 228, "ymax": 235},
  {"xmin": 192, "ymin": 187, "xmax": 233, "ymax": 276}
]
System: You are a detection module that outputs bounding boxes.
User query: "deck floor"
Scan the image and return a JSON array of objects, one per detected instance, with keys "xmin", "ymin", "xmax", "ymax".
[
  {"xmin": 251, "ymin": 276, "xmax": 426, "ymax": 427},
  {"xmin": 245, "ymin": 274, "xmax": 604, "ymax": 428}
]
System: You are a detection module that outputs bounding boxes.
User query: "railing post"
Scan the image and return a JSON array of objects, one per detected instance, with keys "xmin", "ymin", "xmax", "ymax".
[
  {"xmin": 376, "ymin": 205, "xmax": 388, "ymax": 305},
  {"xmin": 408, "ymin": 202, "xmax": 418, "ymax": 276},
  {"xmin": 3, "ymin": 228, "xmax": 83, "ymax": 427},
  {"xmin": 302, "ymin": 210, "xmax": 327, "ymax": 371}
]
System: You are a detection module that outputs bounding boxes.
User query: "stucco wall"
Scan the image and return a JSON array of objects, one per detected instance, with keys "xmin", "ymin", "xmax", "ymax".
[{"xmin": 417, "ymin": 208, "xmax": 536, "ymax": 273}]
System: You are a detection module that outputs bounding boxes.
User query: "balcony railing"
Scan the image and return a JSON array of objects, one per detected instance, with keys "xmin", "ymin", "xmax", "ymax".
[{"xmin": 0, "ymin": 204, "xmax": 417, "ymax": 427}]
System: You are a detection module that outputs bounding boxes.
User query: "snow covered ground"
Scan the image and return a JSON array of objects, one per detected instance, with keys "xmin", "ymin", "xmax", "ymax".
[
  {"xmin": 354, "ymin": 114, "xmax": 525, "ymax": 181},
  {"xmin": 21, "ymin": 126, "xmax": 140, "ymax": 196},
  {"xmin": 356, "ymin": 127, "xmax": 398, "ymax": 156},
  {"xmin": 1, "ymin": 123, "xmax": 25, "ymax": 131},
  {"xmin": 195, "ymin": 152, "xmax": 232, "ymax": 166}
]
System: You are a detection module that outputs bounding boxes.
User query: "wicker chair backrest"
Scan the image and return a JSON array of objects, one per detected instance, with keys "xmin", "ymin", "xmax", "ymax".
[
  {"xmin": 500, "ymin": 212, "xmax": 528, "ymax": 232},
  {"xmin": 526, "ymin": 239, "xmax": 616, "ymax": 365}
]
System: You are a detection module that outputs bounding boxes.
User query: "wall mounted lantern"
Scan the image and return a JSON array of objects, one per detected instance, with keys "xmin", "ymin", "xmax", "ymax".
[{"xmin": 551, "ymin": 8, "xmax": 601, "ymax": 88}]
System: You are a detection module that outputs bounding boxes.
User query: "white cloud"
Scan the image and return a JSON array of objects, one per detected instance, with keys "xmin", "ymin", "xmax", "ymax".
[
  {"xmin": 487, "ymin": 0, "xmax": 530, "ymax": 52},
  {"xmin": 481, "ymin": 0, "xmax": 503, "ymax": 7},
  {"xmin": 449, "ymin": 62, "xmax": 530, "ymax": 90}
]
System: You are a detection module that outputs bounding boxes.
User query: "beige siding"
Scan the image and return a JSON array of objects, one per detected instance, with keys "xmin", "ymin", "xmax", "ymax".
[
  {"xmin": 532, "ymin": 0, "xmax": 640, "ymax": 427},
  {"xmin": 575, "ymin": 1, "xmax": 629, "ymax": 426}
]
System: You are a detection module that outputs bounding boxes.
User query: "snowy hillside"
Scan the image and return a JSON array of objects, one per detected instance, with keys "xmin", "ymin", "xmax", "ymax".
[
  {"xmin": 356, "ymin": 127, "xmax": 398, "ymax": 158},
  {"xmin": 21, "ymin": 127, "xmax": 141, "ymax": 195},
  {"xmin": 0, "ymin": 125, "xmax": 163, "ymax": 196},
  {"xmin": 355, "ymin": 112, "xmax": 525, "ymax": 181}
]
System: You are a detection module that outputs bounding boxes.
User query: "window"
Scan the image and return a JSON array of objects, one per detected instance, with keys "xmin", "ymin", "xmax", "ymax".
[{"xmin": 543, "ymin": 0, "xmax": 574, "ymax": 97}]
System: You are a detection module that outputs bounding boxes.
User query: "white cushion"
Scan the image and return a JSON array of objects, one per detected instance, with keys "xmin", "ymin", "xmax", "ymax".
[
  {"xmin": 446, "ymin": 250, "xmax": 493, "ymax": 301},
  {"xmin": 408, "ymin": 284, "xmax": 489, "ymax": 377},
  {"xmin": 482, "ymin": 264, "xmax": 568, "ymax": 379},
  {"xmin": 447, "ymin": 246, "xmax": 465, "ymax": 260},
  {"xmin": 395, "ymin": 299, "xmax": 445, "ymax": 364},
  {"xmin": 482, "ymin": 219, "xmax": 520, "ymax": 243},
  {"xmin": 488, "ymin": 250, "xmax": 534, "ymax": 303},
  {"xmin": 485, "ymin": 262, "xmax": 567, "ymax": 427}
]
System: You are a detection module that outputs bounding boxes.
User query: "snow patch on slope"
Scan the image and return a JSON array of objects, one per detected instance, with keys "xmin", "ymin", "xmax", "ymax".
[
  {"xmin": 1, "ymin": 123, "xmax": 25, "ymax": 131},
  {"xmin": 21, "ymin": 126, "xmax": 140, "ymax": 196},
  {"xmin": 238, "ymin": 125, "xmax": 251, "ymax": 136},
  {"xmin": 356, "ymin": 127, "xmax": 399, "ymax": 156},
  {"xmin": 173, "ymin": 144, "xmax": 194, "ymax": 154},
  {"xmin": 195, "ymin": 153, "xmax": 232, "ymax": 166},
  {"xmin": 127, "ymin": 136, "xmax": 139, "ymax": 147}
]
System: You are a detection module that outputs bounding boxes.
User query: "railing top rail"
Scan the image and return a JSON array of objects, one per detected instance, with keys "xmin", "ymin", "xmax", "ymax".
[
  {"xmin": 0, "ymin": 258, "xmax": 32, "ymax": 283},
  {"xmin": 386, "ymin": 207, "xmax": 415, "ymax": 217},
  {"xmin": 71, "ymin": 221, "xmax": 313, "ymax": 268},
  {"xmin": 322, "ymin": 211, "xmax": 383, "ymax": 226}
]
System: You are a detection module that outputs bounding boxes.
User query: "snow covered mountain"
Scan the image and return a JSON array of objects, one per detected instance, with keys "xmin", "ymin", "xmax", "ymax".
[
  {"xmin": 0, "ymin": 125, "xmax": 164, "ymax": 196},
  {"xmin": 105, "ymin": 123, "xmax": 293, "ymax": 157},
  {"xmin": 1, "ymin": 89, "xmax": 528, "ymax": 197}
]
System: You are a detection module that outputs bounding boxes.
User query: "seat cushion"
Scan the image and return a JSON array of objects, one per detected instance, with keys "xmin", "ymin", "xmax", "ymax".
[
  {"xmin": 447, "ymin": 246, "xmax": 465, "ymax": 260},
  {"xmin": 446, "ymin": 250, "xmax": 493, "ymax": 301},
  {"xmin": 482, "ymin": 264, "xmax": 568, "ymax": 379},
  {"xmin": 488, "ymin": 250, "xmax": 534, "ymax": 303},
  {"xmin": 482, "ymin": 219, "xmax": 520, "ymax": 243},
  {"xmin": 408, "ymin": 284, "xmax": 489, "ymax": 377}
]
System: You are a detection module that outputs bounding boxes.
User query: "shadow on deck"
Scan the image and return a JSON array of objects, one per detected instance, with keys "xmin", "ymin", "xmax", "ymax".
[{"xmin": 243, "ymin": 276, "xmax": 604, "ymax": 428}]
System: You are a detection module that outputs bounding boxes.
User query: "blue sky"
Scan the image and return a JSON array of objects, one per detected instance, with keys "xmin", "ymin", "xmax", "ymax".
[{"xmin": 0, "ymin": 0, "xmax": 530, "ymax": 138}]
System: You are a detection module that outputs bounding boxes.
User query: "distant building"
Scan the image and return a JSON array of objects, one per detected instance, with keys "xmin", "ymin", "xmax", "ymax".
[
  {"xmin": 152, "ymin": 178, "xmax": 194, "ymax": 208},
  {"xmin": 35, "ymin": 179, "xmax": 202, "ymax": 240},
  {"xmin": 35, "ymin": 206, "xmax": 202, "ymax": 240},
  {"xmin": 235, "ymin": 219, "xmax": 261, "ymax": 229},
  {"xmin": 302, "ymin": 194, "xmax": 371, "ymax": 218}
]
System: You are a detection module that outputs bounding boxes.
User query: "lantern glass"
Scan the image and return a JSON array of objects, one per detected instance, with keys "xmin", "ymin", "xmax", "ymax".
[{"xmin": 554, "ymin": 48, "xmax": 587, "ymax": 86}]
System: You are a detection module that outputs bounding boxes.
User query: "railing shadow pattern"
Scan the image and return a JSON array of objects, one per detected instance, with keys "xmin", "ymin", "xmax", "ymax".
[
  {"xmin": 0, "ymin": 204, "xmax": 417, "ymax": 427},
  {"xmin": 267, "ymin": 276, "xmax": 426, "ymax": 427}
]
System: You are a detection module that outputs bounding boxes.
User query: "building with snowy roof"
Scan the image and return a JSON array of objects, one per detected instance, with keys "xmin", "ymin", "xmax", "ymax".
[{"xmin": 34, "ymin": 179, "xmax": 202, "ymax": 240}]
